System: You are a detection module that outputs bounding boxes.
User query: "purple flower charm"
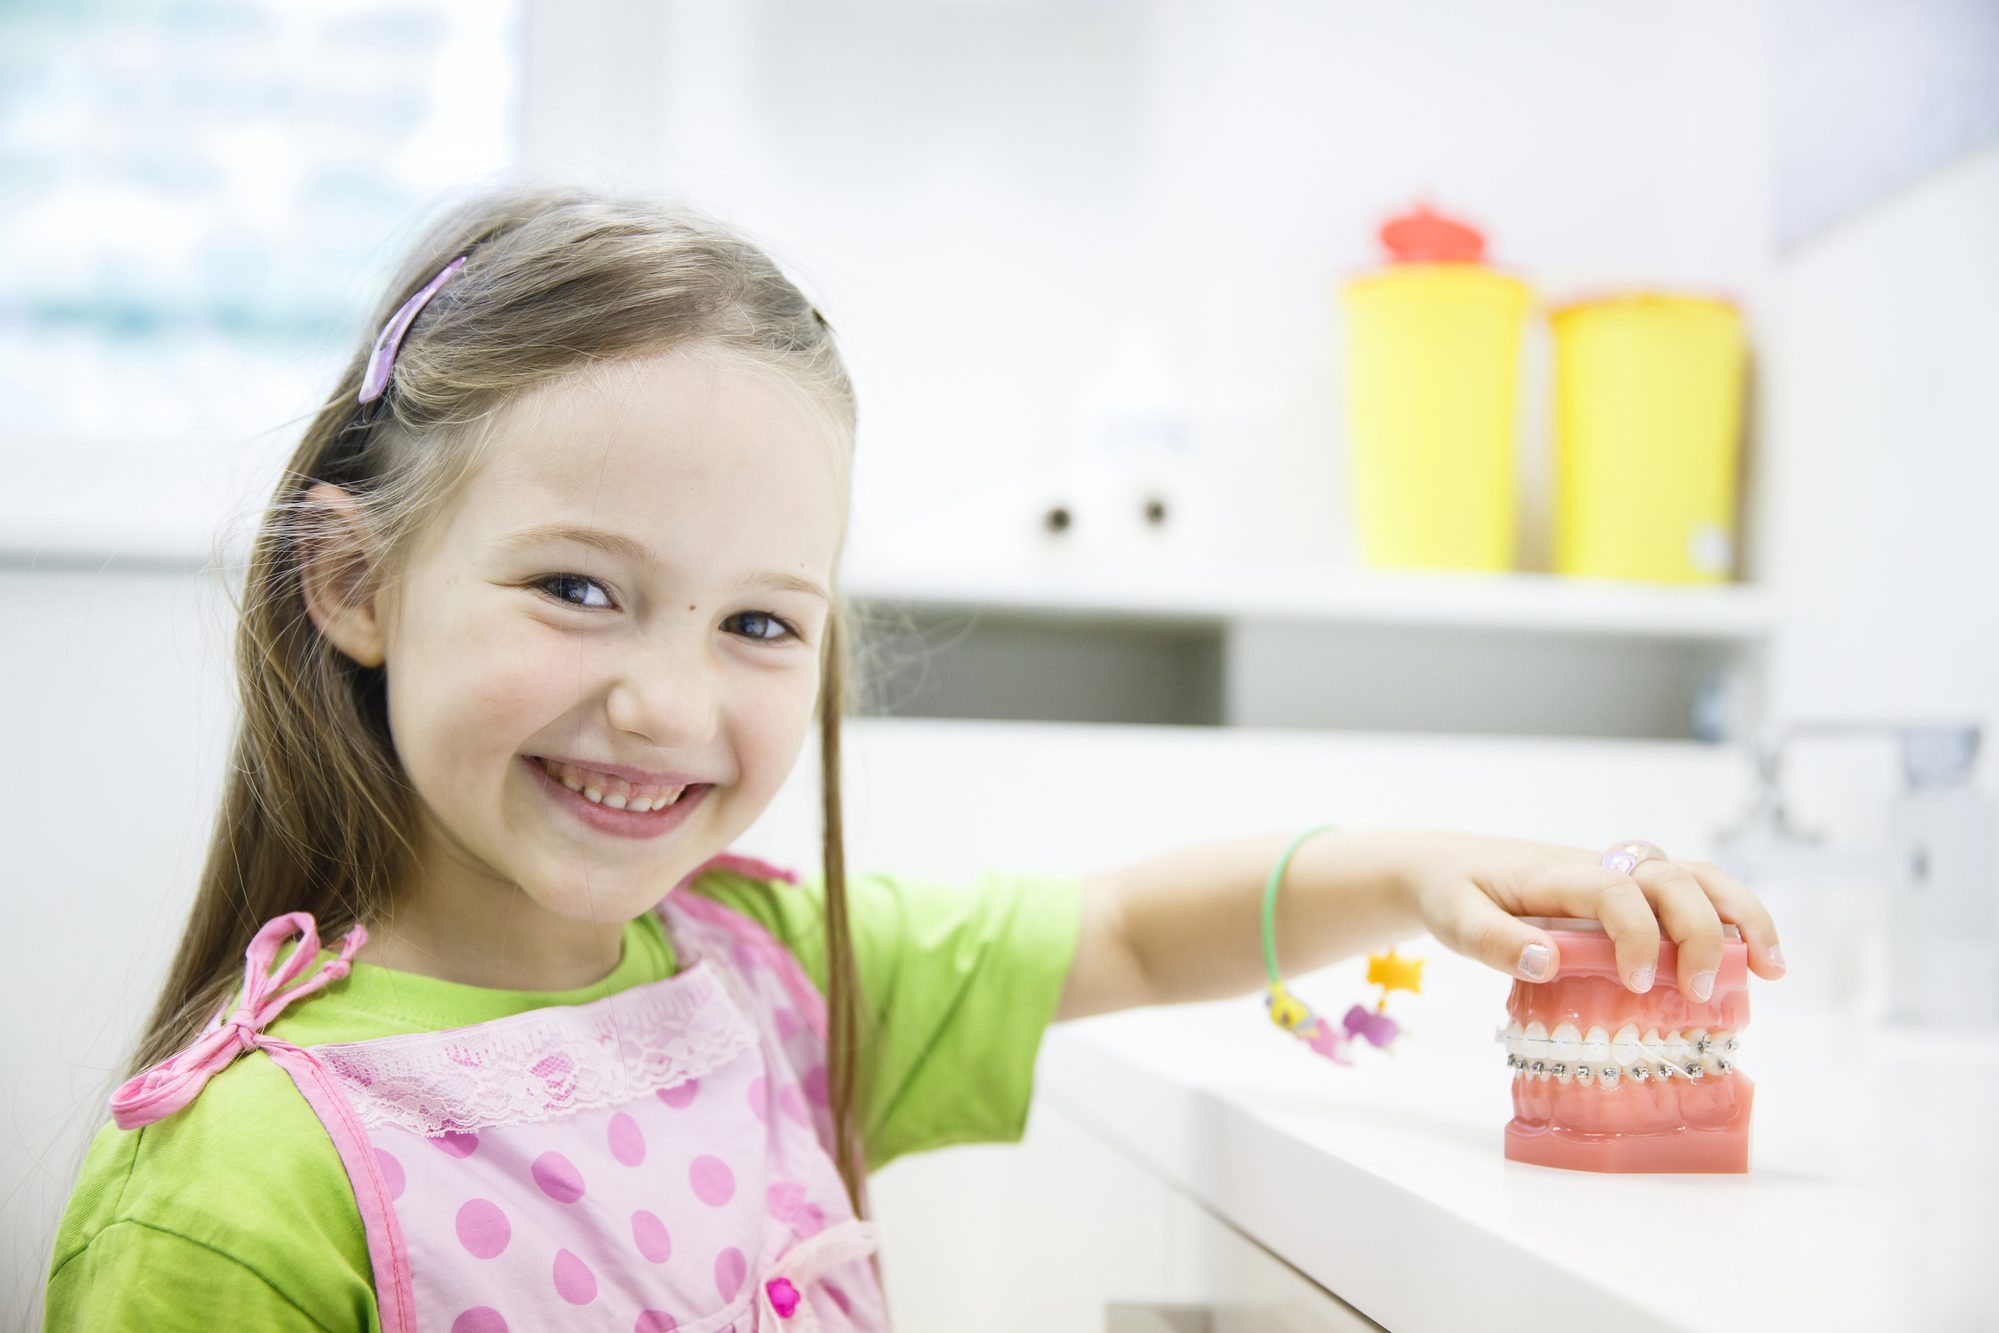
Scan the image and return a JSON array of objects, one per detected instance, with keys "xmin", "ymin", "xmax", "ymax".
[
  {"xmin": 766, "ymin": 1276, "xmax": 802, "ymax": 1318},
  {"xmin": 1342, "ymin": 1004, "xmax": 1400, "ymax": 1048}
]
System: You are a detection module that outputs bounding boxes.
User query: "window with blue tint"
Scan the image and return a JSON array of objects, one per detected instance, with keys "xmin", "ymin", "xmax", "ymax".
[{"xmin": 0, "ymin": 0, "xmax": 522, "ymax": 446}]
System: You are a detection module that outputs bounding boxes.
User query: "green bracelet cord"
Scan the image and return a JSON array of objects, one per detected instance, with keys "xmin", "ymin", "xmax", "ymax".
[
  {"xmin": 1261, "ymin": 822, "xmax": 1423, "ymax": 1065},
  {"xmin": 1263, "ymin": 823, "xmax": 1339, "ymax": 989}
]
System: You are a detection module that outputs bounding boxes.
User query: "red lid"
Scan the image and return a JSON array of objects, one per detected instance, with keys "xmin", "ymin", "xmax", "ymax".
[{"xmin": 1380, "ymin": 202, "xmax": 1487, "ymax": 264}]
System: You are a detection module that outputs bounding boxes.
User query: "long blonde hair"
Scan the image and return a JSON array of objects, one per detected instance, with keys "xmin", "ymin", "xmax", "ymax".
[{"xmin": 124, "ymin": 183, "xmax": 880, "ymax": 1217}]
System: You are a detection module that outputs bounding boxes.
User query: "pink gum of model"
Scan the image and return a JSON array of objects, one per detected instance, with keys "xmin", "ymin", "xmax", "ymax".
[{"xmin": 1504, "ymin": 929, "xmax": 1753, "ymax": 1173}]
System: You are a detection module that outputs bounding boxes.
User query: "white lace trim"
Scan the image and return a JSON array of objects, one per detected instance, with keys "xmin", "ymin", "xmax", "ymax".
[{"xmin": 310, "ymin": 961, "xmax": 759, "ymax": 1137}]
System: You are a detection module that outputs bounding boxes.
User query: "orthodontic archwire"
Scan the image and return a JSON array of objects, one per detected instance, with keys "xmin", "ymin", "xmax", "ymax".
[{"xmin": 1495, "ymin": 1027, "xmax": 1742, "ymax": 1082}]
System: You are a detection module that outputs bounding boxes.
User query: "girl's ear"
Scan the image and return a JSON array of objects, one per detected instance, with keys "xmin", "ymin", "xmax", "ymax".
[{"xmin": 299, "ymin": 481, "xmax": 390, "ymax": 669}]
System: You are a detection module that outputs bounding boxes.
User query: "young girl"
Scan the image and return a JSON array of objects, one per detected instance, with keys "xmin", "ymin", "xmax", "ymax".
[{"xmin": 43, "ymin": 185, "xmax": 1787, "ymax": 1332}]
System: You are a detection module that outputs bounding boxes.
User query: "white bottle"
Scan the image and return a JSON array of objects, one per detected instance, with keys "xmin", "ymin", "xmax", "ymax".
[{"xmin": 1051, "ymin": 331, "xmax": 1214, "ymax": 569}]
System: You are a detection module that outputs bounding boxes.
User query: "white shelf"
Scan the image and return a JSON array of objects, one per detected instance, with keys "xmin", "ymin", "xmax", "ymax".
[{"xmin": 843, "ymin": 561, "xmax": 1772, "ymax": 643}]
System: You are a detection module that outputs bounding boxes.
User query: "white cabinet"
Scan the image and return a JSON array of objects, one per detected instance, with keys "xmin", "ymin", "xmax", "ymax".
[
  {"xmin": 1113, "ymin": 1186, "xmax": 1384, "ymax": 1332},
  {"xmin": 869, "ymin": 1097, "xmax": 1383, "ymax": 1332}
]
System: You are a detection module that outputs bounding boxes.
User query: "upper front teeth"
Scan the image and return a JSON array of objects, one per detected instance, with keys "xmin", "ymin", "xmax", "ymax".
[
  {"xmin": 1503, "ymin": 1024, "xmax": 1742, "ymax": 1083},
  {"xmin": 539, "ymin": 758, "xmax": 687, "ymax": 811}
]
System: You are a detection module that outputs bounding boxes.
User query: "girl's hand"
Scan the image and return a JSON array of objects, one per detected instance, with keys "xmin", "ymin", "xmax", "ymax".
[{"xmin": 1403, "ymin": 833, "xmax": 1789, "ymax": 997}]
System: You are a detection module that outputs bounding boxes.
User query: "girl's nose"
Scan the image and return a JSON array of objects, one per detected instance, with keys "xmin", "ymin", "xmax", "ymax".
[{"xmin": 603, "ymin": 640, "xmax": 723, "ymax": 745}]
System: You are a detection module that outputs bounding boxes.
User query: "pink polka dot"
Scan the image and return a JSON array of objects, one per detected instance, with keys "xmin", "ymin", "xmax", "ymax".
[
  {"xmin": 715, "ymin": 1246, "xmax": 747, "ymax": 1302},
  {"xmin": 656, "ymin": 1078, "xmax": 699, "ymax": 1109},
  {"xmin": 801, "ymin": 1063, "xmax": 829, "ymax": 1107},
  {"xmin": 455, "ymin": 1199, "xmax": 511, "ymax": 1260},
  {"xmin": 774, "ymin": 1008, "xmax": 802, "ymax": 1040},
  {"xmin": 778, "ymin": 1082, "xmax": 810, "ymax": 1125},
  {"xmin": 608, "ymin": 1112, "xmax": 646, "ymax": 1166},
  {"xmin": 373, "ymin": 1147, "xmax": 405, "ymax": 1203},
  {"xmin": 532, "ymin": 1151, "xmax": 586, "ymax": 1203},
  {"xmin": 452, "ymin": 1308, "xmax": 508, "ymax": 1333},
  {"xmin": 824, "ymin": 1281, "xmax": 852, "ymax": 1316},
  {"xmin": 553, "ymin": 1248, "xmax": 598, "ymax": 1305},
  {"xmin": 746, "ymin": 1076, "xmax": 768, "ymax": 1124},
  {"xmin": 689, "ymin": 1154, "xmax": 735, "ymax": 1206},
  {"xmin": 631, "ymin": 1209, "xmax": 672, "ymax": 1264},
  {"xmin": 634, "ymin": 1313, "xmax": 678, "ymax": 1333},
  {"xmin": 766, "ymin": 1179, "xmax": 806, "ymax": 1221},
  {"xmin": 433, "ymin": 1130, "xmax": 479, "ymax": 1158}
]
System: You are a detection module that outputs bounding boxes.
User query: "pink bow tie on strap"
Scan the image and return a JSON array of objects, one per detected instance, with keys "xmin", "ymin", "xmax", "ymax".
[
  {"xmin": 759, "ymin": 1219, "xmax": 880, "ymax": 1327},
  {"xmin": 109, "ymin": 913, "xmax": 367, "ymax": 1130}
]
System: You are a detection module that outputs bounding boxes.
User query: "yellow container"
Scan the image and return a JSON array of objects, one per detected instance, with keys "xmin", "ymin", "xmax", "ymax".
[
  {"xmin": 1551, "ymin": 294, "xmax": 1746, "ymax": 583},
  {"xmin": 1340, "ymin": 264, "xmax": 1531, "ymax": 571}
]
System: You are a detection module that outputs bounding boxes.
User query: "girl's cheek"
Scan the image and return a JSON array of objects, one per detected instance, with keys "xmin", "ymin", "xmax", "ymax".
[
  {"xmin": 739, "ymin": 672, "xmax": 818, "ymax": 765},
  {"xmin": 460, "ymin": 649, "xmax": 568, "ymax": 741}
]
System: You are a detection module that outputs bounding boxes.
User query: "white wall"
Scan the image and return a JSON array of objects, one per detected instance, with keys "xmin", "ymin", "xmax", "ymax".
[
  {"xmin": 1752, "ymin": 140, "xmax": 1999, "ymax": 850},
  {"xmin": 1763, "ymin": 141, "xmax": 1999, "ymax": 726},
  {"xmin": 563, "ymin": 0, "xmax": 1779, "ymax": 573},
  {"xmin": 0, "ymin": 565, "xmax": 240, "ymax": 1333}
]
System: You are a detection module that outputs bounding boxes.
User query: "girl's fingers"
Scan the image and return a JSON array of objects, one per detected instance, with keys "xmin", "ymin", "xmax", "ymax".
[
  {"xmin": 1628, "ymin": 858, "xmax": 1727, "ymax": 999},
  {"xmin": 1679, "ymin": 859, "xmax": 1789, "ymax": 981},
  {"xmin": 1435, "ymin": 854, "xmax": 1792, "ymax": 992},
  {"xmin": 1427, "ymin": 863, "xmax": 1651, "ymax": 985},
  {"xmin": 1505, "ymin": 861, "xmax": 1663, "ymax": 991},
  {"xmin": 1425, "ymin": 882, "xmax": 1567, "ymax": 981}
]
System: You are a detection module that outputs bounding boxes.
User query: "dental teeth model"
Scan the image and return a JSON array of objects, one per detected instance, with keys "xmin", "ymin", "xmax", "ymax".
[{"xmin": 1500, "ymin": 920, "xmax": 1754, "ymax": 1174}]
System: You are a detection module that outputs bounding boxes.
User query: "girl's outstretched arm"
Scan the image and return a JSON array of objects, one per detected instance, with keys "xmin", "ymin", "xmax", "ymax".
[{"xmin": 1052, "ymin": 829, "xmax": 1786, "ymax": 1021}]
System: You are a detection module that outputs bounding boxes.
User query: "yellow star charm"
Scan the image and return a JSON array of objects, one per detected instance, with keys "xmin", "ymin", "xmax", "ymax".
[{"xmin": 1366, "ymin": 948, "xmax": 1426, "ymax": 997}]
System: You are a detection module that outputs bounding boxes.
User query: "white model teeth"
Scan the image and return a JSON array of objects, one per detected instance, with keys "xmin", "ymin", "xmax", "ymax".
[
  {"xmin": 1641, "ymin": 1029, "xmax": 1666, "ymax": 1075},
  {"xmin": 1502, "ymin": 1023, "xmax": 1742, "ymax": 1087},
  {"xmin": 1551, "ymin": 1024, "xmax": 1581, "ymax": 1079}
]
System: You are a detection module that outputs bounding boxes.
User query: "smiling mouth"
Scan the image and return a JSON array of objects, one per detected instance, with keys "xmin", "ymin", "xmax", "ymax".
[{"xmin": 527, "ymin": 755, "xmax": 711, "ymax": 813}]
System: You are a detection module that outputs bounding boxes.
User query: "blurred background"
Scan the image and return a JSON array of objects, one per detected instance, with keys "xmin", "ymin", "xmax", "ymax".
[{"xmin": 4, "ymin": 1, "xmax": 1996, "ymax": 1328}]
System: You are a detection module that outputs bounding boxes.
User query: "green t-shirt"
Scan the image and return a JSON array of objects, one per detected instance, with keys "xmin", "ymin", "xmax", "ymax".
[{"xmin": 43, "ymin": 862, "xmax": 1083, "ymax": 1332}]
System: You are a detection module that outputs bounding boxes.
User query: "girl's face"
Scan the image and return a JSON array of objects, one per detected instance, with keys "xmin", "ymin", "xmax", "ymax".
[{"xmin": 322, "ymin": 346, "xmax": 847, "ymax": 965}]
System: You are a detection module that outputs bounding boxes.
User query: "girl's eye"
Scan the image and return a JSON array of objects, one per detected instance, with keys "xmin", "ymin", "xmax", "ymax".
[
  {"xmin": 729, "ymin": 611, "xmax": 800, "ymax": 645},
  {"xmin": 532, "ymin": 573, "xmax": 614, "ymax": 610}
]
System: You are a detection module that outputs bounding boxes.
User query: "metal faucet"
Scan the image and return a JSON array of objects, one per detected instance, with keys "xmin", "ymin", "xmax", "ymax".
[
  {"xmin": 1713, "ymin": 718, "xmax": 1979, "ymax": 873},
  {"xmin": 1712, "ymin": 717, "xmax": 1998, "ymax": 1025}
]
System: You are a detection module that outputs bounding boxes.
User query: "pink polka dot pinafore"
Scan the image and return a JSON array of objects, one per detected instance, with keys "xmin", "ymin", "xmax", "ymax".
[{"xmin": 109, "ymin": 852, "xmax": 889, "ymax": 1332}]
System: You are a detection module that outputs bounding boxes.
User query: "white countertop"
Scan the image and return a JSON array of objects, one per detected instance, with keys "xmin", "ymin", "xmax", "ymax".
[
  {"xmin": 1039, "ymin": 955, "xmax": 1998, "ymax": 1333},
  {"xmin": 751, "ymin": 716, "xmax": 1979, "ymax": 1329}
]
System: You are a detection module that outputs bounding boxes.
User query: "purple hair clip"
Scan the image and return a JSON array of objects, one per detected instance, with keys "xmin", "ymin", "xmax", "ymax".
[{"xmin": 358, "ymin": 254, "xmax": 468, "ymax": 405}]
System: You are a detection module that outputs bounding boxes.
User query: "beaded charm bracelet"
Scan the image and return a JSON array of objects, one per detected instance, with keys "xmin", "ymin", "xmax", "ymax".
[{"xmin": 1262, "ymin": 824, "xmax": 1425, "ymax": 1064}]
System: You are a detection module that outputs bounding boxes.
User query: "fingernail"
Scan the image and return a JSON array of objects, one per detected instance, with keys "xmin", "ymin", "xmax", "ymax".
[
  {"xmin": 1517, "ymin": 942, "xmax": 1552, "ymax": 981},
  {"xmin": 1629, "ymin": 965, "xmax": 1655, "ymax": 993},
  {"xmin": 1767, "ymin": 945, "xmax": 1786, "ymax": 971},
  {"xmin": 1690, "ymin": 970, "xmax": 1715, "ymax": 1001}
]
